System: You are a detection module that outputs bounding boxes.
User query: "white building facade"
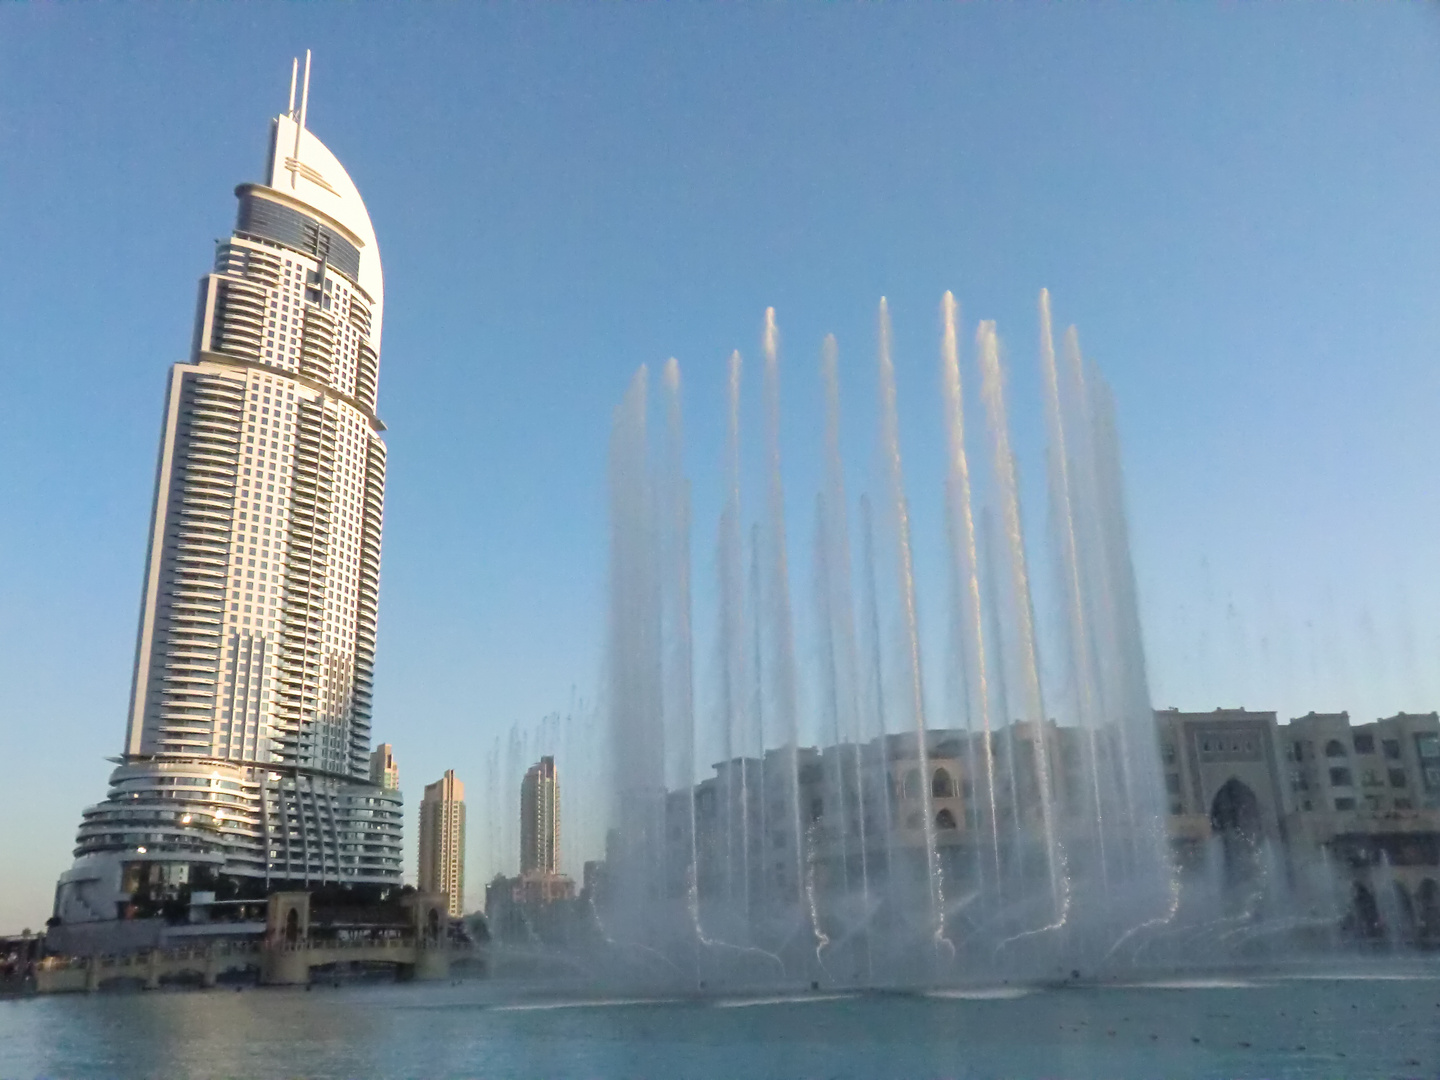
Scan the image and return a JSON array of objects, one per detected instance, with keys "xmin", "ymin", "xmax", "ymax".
[{"xmin": 55, "ymin": 63, "xmax": 404, "ymax": 926}]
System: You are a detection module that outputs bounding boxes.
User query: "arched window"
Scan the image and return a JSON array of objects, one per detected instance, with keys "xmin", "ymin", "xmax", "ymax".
[
  {"xmin": 935, "ymin": 808, "xmax": 958, "ymax": 830},
  {"xmin": 932, "ymin": 768, "xmax": 956, "ymax": 799},
  {"xmin": 902, "ymin": 769, "xmax": 922, "ymax": 800},
  {"xmin": 1325, "ymin": 739, "xmax": 1348, "ymax": 758}
]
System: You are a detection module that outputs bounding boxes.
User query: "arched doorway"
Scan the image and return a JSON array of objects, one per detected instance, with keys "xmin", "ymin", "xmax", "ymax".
[
  {"xmin": 284, "ymin": 908, "xmax": 300, "ymax": 944},
  {"xmin": 1210, "ymin": 777, "xmax": 1263, "ymax": 883},
  {"xmin": 1210, "ymin": 777, "xmax": 1262, "ymax": 838},
  {"xmin": 932, "ymin": 768, "xmax": 955, "ymax": 799}
]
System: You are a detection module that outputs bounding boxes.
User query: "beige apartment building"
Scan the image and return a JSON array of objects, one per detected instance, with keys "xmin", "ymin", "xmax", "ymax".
[
  {"xmin": 419, "ymin": 771, "xmax": 466, "ymax": 917},
  {"xmin": 657, "ymin": 708, "xmax": 1440, "ymax": 939},
  {"xmin": 521, "ymin": 757, "xmax": 560, "ymax": 876}
]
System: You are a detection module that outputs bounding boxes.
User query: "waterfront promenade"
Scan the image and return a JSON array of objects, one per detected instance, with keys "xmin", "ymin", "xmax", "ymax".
[{"xmin": 33, "ymin": 891, "xmax": 469, "ymax": 993}]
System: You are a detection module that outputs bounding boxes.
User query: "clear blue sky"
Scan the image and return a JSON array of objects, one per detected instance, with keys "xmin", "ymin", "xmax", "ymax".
[{"xmin": 3, "ymin": 5, "xmax": 1440, "ymax": 932}]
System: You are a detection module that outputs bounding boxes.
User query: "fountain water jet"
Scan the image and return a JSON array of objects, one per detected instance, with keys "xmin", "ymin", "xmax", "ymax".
[
  {"xmin": 661, "ymin": 358, "xmax": 703, "ymax": 973},
  {"xmin": 876, "ymin": 298, "xmax": 949, "ymax": 963},
  {"xmin": 977, "ymin": 320, "xmax": 1067, "ymax": 927},
  {"xmin": 761, "ymin": 310, "xmax": 807, "ymax": 917},
  {"xmin": 606, "ymin": 366, "xmax": 666, "ymax": 944},
  {"xmin": 716, "ymin": 350, "xmax": 748, "ymax": 913},
  {"xmin": 819, "ymin": 334, "xmax": 875, "ymax": 979},
  {"xmin": 939, "ymin": 292, "xmax": 1003, "ymax": 899},
  {"xmin": 1039, "ymin": 290, "xmax": 1111, "ymax": 897}
]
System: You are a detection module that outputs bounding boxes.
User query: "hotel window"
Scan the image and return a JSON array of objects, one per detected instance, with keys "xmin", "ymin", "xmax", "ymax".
[
  {"xmin": 1334, "ymin": 797, "xmax": 1356, "ymax": 811},
  {"xmin": 1329, "ymin": 767, "xmax": 1353, "ymax": 787},
  {"xmin": 1353, "ymin": 733, "xmax": 1376, "ymax": 754}
]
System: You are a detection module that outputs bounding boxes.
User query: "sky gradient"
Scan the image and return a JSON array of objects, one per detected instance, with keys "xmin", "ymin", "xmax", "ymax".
[{"xmin": 3, "ymin": 5, "xmax": 1440, "ymax": 931}]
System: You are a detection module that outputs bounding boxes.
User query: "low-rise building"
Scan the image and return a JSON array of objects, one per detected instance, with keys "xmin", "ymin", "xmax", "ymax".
[{"xmin": 654, "ymin": 708, "xmax": 1440, "ymax": 941}]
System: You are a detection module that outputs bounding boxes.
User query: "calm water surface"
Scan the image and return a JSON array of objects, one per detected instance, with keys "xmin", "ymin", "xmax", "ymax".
[{"xmin": 2, "ymin": 971, "xmax": 1438, "ymax": 1079}]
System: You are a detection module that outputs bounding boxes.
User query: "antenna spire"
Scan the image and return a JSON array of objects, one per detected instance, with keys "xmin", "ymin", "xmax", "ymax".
[
  {"xmin": 291, "ymin": 50, "xmax": 312, "ymax": 190},
  {"xmin": 287, "ymin": 57, "xmax": 298, "ymax": 117},
  {"xmin": 299, "ymin": 49, "xmax": 312, "ymax": 131}
]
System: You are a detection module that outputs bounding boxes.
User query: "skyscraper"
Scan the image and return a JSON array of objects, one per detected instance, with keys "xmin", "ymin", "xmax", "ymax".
[
  {"xmin": 370, "ymin": 743, "xmax": 400, "ymax": 790},
  {"xmin": 54, "ymin": 56, "xmax": 403, "ymax": 928},
  {"xmin": 521, "ymin": 757, "xmax": 560, "ymax": 876},
  {"xmin": 418, "ymin": 771, "xmax": 466, "ymax": 917}
]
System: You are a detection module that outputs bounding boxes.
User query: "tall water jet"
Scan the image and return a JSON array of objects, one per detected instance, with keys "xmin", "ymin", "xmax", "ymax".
[
  {"xmin": 608, "ymin": 365, "xmax": 666, "ymax": 940},
  {"xmin": 813, "ymin": 494, "xmax": 851, "ymax": 903},
  {"xmin": 1086, "ymin": 363, "xmax": 1171, "ymax": 893},
  {"xmin": 980, "ymin": 508, "xmax": 1025, "ymax": 890},
  {"xmin": 716, "ymin": 350, "xmax": 748, "ymax": 913},
  {"xmin": 1050, "ymin": 316, "xmax": 1170, "ymax": 918},
  {"xmin": 859, "ymin": 493, "xmax": 898, "ymax": 935},
  {"xmin": 819, "ymin": 334, "xmax": 873, "ymax": 974},
  {"xmin": 976, "ymin": 321, "xmax": 1065, "ymax": 926},
  {"xmin": 761, "ymin": 308, "xmax": 807, "ymax": 911},
  {"xmin": 938, "ymin": 292, "xmax": 1002, "ymax": 894},
  {"xmin": 1039, "ymin": 290, "xmax": 1111, "ymax": 896},
  {"xmin": 749, "ymin": 522, "xmax": 767, "ymax": 928},
  {"xmin": 820, "ymin": 337, "xmax": 865, "ymax": 753},
  {"xmin": 876, "ymin": 298, "xmax": 946, "ymax": 959},
  {"xmin": 662, "ymin": 358, "xmax": 701, "ymax": 957},
  {"xmin": 1065, "ymin": 327, "xmax": 1142, "ymax": 883}
]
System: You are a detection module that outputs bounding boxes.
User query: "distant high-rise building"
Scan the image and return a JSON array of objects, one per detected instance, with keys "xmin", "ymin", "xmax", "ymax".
[
  {"xmin": 521, "ymin": 757, "xmax": 560, "ymax": 875},
  {"xmin": 53, "ymin": 55, "xmax": 403, "ymax": 929},
  {"xmin": 370, "ymin": 743, "xmax": 399, "ymax": 790},
  {"xmin": 419, "ymin": 770, "xmax": 466, "ymax": 917}
]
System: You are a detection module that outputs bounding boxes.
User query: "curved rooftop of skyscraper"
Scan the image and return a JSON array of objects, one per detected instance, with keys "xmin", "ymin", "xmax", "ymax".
[{"xmin": 260, "ymin": 110, "xmax": 385, "ymax": 344}]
